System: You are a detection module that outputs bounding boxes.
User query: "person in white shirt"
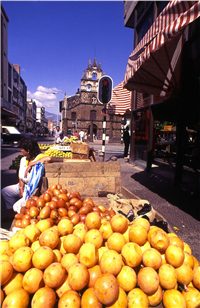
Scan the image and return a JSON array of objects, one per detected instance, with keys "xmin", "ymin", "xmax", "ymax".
[
  {"xmin": 54, "ymin": 126, "xmax": 60, "ymax": 143},
  {"xmin": 79, "ymin": 129, "xmax": 85, "ymax": 142},
  {"xmin": 57, "ymin": 132, "xmax": 67, "ymax": 145}
]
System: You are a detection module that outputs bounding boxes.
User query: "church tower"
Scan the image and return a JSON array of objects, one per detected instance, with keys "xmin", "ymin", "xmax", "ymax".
[{"xmin": 81, "ymin": 58, "xmax": 104, "ymax": 92}]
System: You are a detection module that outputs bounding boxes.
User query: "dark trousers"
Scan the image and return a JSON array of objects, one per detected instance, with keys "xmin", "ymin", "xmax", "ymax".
[{"xmin": 124, "ymin": 143, "xmax": 129, "ymax": 157}]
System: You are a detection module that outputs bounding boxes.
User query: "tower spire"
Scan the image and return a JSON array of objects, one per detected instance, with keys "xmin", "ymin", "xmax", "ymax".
[
  {"xmin": 92, "ymin": 57, "xmax": 97, "ymax": 67},
  {"xmin": 88, "ymin": 59, "xmax": 92, "ymax": 69}
]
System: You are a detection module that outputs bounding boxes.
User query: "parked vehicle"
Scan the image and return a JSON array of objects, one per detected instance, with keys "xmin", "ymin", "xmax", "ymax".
[{"xmin": 2, "ymin": 126, "xmax": 34, "ymax": 148}]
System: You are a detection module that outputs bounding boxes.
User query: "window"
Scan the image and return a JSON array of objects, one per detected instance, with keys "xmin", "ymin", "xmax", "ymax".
[
  {"xmin": 90, "ymin": 110, "xmax": 96, "ymax": 120},
  {"xmin": 71, "ymin": 112, "xmax": 76, "ymax": 120},
  {"xmin": 157, "ymin": 1, "xmax": 169, "ymax": 16},
  {"xmin": 8, "ymin": 90, "xmax": 12, "ymax": 103},
  {"xmin": 13, "ymin": 70, "xmax": 18, "ymax": 83},
  {"xmin": 92, "ymin": 72, "xmax": 97, "ymax": 80},
  {"xmin": 136, "ymin": 5, "xmax": 154, "ymax": 43},
  {"xmin": 8, "ymin": 63, "xmax": 12, "ymax": 88},
  {"xmin": 110, "ymin": 114, "xmax": 114, "ymax": 122}
]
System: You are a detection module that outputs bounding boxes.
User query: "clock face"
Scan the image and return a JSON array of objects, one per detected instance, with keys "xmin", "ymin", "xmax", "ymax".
[{"xmin": 86, "ymin": 84, "xmax": 92, "ymax": 91}]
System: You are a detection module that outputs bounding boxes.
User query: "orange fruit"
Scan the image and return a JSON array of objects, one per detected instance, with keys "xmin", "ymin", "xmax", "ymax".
[
  {"xmin": 44, "ymin": 263, "xmax": 66, "ymax": 288},
  {"xmin": 31, "ymin": 287, "xmax": 56, "ymax": 308}
]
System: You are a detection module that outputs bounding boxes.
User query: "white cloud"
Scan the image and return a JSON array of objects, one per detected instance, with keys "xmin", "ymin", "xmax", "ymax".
[
  {"xmin": 37, "ymin": 86, "xmax": 59, "ymax": 93},
  {"xmin": 27, "ymin": 86, "xmax": 61, "ymax": 110}
]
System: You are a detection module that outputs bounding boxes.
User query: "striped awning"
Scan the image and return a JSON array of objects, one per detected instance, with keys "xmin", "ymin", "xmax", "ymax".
[
  {"xmin": 108, "ymin": 81, "xmax": 131, "ymax": 115},
  {"xmin": 124, "ymin": 1, "xmax": 200, "ymax": 96}
]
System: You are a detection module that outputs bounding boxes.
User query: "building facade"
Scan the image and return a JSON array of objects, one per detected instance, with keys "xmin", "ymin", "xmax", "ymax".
[
  {"xmin": 1, "ymin": 5, "xmax": 19, "ymax": 128},
  {"xmin": 1, "ymin": 4, "xmax": 27, "ymax": 132},
  {"xmin": 61, "ymin": 58, "xmax": 123, "ymax": 142},
  {"xmin": 1, "ymin": 4, "xmax": 49, "ymax": 135},
  {"xmin": 36, "ymin": 107, "xmax": 48, "ymax": 136},
  {"xmin": 26, "ymin": 98, "xmax": 37, "ymax": 134},
  {"xmin": 123, "ymin": 1, "xmax": 200, "ymax": 183}
]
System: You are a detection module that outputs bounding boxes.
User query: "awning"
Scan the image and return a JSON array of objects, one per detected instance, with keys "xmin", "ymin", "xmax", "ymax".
[
  {"xmin": 124, "ymin": 1, "xmax": 200, "ymax": 96},
  {"xmin": 108, "ymin": 81, "xmax": 131, "ymax": 115},
  {"xmin": 1, "ymin": 107, "xmax": 19, "ymax": 118}
]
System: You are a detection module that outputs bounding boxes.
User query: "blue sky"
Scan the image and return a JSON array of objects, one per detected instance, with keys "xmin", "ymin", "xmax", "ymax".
[{"xmin": 2, "ymin": 1, "xmax": 134, "ymax": 115}]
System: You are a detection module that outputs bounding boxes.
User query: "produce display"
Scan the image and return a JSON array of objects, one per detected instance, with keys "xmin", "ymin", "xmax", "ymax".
[
  {"xmin": 1, "ymin": 185, "xmax": 200, "ymax": 308},
  {"xmin": 43, "ymin": 148, "xmax": 72, "ymax": 158},
  {"xmin": 9, "ymin": 155, "xmax": 23, "ymax": 170}
]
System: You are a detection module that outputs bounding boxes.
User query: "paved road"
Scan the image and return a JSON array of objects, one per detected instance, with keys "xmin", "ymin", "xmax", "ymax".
[{"xmin": 1, "ymin": 137, "xmax": 200, "ymax": 262}]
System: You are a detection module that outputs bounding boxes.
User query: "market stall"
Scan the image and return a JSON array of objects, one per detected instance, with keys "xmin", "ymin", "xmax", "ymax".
[{"xmin": 1, "ymin": 160, "xmax": 200, "ymax": 308}]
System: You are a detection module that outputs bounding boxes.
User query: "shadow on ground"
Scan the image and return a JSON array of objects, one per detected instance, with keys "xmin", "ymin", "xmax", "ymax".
[{"xmin": 131, "ymin": 170, "xmax": 200, "ymax": 220}]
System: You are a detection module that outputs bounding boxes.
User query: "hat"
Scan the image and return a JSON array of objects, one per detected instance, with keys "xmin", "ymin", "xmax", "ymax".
[{"xmin": 60, "ymin": 132, "xmax": 64, "ymax": 136}]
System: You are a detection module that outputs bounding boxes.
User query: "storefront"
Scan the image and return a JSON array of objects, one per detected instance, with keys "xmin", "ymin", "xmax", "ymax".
[{"xmin": 123, "ymin": 1, "xmax": 200, "ymax": 183}]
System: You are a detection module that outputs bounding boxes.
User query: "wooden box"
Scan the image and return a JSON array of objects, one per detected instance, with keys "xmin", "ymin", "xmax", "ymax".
[
  {"xmin": 44, "ymin": 161, "xmax": 121, "ymax": 196},
  {"xmin": 70, "ymin": 142, "xmax": 89, "ymax": 156},
  {"xmin": 71, "ymin": 153, "xmax": 88, "ymax": 159}
]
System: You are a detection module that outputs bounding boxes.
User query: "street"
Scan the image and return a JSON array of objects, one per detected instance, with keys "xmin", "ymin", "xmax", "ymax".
[{"xmin": 1, "ymin": 136, "xmax": 200, "ymax": 262}]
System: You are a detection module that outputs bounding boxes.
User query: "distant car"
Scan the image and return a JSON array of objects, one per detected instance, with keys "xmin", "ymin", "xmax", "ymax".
[{"xmin": 2, "ymin": 126, "xmax": 34, "ymax": 148}]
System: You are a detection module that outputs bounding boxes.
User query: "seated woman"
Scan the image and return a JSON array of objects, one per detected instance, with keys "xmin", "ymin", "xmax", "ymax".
[
  {"xmin": 1, "ymin": 137, "xmax": 52, "ymax": 216},
  {"xmin": 56, "ymin": 132, "xmax": 67, "ymax": 145}
]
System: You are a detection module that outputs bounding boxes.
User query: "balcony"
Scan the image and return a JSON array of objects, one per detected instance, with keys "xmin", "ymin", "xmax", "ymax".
[{"xmin": 1, "ymin": 98, "xmax": 13, "ymax": 111}]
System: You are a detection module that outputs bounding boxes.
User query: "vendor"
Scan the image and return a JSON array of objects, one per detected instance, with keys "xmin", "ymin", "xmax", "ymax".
[
  {"xmin": 1, "ymin": 137, "xmax": 52, "ymax": 217},
  {"xmin": 57, "ymin": 131, "xmax": 67, "ymax": 145}
]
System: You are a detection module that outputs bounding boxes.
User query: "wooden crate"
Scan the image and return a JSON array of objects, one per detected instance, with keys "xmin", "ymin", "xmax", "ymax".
[
  {"xmin": 70, "ymin": 142, "xmax": 89, "ymax": 158},
  {"xmin": 71, "ymin": 153, "xmax": 88, "ymax": 159},
  {"xmin": 44, "ymin": 161, "xmax": 121, "ymax": 196}
]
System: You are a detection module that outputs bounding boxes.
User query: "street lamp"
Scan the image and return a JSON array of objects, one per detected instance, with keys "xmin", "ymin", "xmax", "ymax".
[{"xmin": 53, "ymin": 91, "xmax": 68, "ymax": 134}]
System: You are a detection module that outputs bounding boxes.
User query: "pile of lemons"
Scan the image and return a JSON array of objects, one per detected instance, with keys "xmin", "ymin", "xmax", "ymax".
[
  {"xmin": 39, "ymin": 144, "xmax": 52, "ymax": 150},
  {"xmin": 43, "ymin": 149, "xmax": 72, "ymax": 158}
]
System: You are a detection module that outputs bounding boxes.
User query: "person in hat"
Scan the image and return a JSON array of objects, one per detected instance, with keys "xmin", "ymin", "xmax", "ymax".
[{"xmin": 57, "ymin": 131, "xmax": 67, "ymax": 145}]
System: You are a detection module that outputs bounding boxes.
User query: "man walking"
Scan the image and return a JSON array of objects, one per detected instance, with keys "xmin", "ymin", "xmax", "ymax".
[
  {"xmin": 79, "ymin": 129, "xmax": 85, "ymax": 142},
  {"xmin": 123, "ymin": 126, "xmax": 130, "ymax": 158},
  {"xmin": 54, "ymin": 126, "xmax": 60, "ymax": 144}
]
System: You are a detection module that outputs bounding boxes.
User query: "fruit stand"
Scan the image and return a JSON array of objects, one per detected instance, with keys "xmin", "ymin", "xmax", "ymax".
[{"xmin": 1, "ymin": 160, "xmax": 200, "ymax": 308}]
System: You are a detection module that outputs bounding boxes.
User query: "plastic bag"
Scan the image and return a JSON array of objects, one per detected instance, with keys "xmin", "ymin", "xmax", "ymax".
[{"xmin": 24, "ymin": 162, "xmax": 44, "ymax": 201}]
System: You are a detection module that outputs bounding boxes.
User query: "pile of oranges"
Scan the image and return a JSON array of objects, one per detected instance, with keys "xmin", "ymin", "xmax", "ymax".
[
  {"xmin": 1, "ymin": 184, "xmax": 200, "ymax": 308},
  {"xmin": 13, "ymin": 184, "xmax": 116, "ymax": 229}
]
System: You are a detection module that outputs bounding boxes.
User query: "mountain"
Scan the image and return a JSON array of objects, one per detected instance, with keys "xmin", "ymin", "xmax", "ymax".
[{"xmin": 45, "ymin": 111, "xmax": 61, "ymax": 127}]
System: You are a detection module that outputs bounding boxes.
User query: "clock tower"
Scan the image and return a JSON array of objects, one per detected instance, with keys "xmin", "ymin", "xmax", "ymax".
[{"xmin": 81, "ymin": 58, "xmax": 104, "ymax": 93}]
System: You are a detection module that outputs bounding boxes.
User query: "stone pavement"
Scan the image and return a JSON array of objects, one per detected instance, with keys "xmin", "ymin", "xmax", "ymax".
[{"xmin": 1, "ymin": 141, "xmax": 200, "ymax": 262}]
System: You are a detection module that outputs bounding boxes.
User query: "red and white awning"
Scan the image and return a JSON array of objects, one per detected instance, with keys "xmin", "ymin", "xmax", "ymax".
[
  {"xmin": 108, "ymin": 81, "xmax": 131, "ymax": 115},
  {"xmin": 124, "ymin": 1, "xmax": 200, "ymax": 96}
]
